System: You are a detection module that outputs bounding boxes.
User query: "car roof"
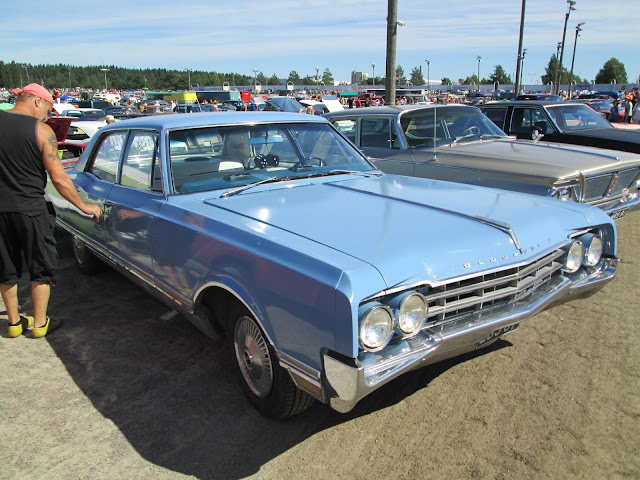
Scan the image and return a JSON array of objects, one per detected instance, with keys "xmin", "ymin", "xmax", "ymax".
[
  {"xmin": 97, "ymin": 111, "xmax": 328, "ymax": 131},
  {"xmin": 323, "ymin": 104, "xmax": 471, "ymax": 119},
  {"xmin": 482, "ymin": 100, "xmax": 568, "ymax": 107}
]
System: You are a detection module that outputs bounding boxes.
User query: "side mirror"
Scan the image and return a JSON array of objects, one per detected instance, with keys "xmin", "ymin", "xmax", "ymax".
[{"xmin": 531, "ymin": 129, "xmax": 540, "ymax": 140}]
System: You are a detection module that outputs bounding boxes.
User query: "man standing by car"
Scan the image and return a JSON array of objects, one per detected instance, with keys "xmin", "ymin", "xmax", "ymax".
[{"xmin": 0, "ymin": 83, "xmax": 102, "ymax": 337}]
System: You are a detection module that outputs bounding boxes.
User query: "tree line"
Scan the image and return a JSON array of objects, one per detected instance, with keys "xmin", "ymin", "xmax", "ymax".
[{"xmin": 0, "ymin": 57, "xmax": 630, "ymax": 91}]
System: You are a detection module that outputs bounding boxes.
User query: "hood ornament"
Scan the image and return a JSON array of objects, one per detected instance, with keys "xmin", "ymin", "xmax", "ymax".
[{"xmin": 474, "ymin": 216, "xmax": 523, "ymax": 252}]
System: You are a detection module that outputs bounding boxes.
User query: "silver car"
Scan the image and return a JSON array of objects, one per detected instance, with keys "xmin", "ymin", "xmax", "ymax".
[{"xmin": 325, "ymin": 105, "xmax": 640, "ymax": 220}]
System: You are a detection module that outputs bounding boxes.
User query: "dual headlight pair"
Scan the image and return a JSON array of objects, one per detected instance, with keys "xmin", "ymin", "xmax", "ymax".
[
  {"xmin": 563, "ymin": 232, "xmax": 604, "ymax": 273},
  {"xmin": 549, "ymin": 184, "xmax": 579, "ymax": 202},
  {"xmin": 359, "ymin": 231, "xmax": 605, "ymax": 353},
  {"xmin": 359, "ymin": 292, "xmax": 428, "ymax": 352}
]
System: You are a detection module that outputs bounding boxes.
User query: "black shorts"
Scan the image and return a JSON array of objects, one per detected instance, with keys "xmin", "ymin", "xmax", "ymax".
[{"xmin": 0, "ymin": 204, "xmax": 57, "ymax": 285}]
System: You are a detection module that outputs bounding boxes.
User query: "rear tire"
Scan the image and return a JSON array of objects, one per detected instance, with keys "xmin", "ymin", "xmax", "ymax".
[
  {"xmin": 232, "ymin": 309, "xmax": 314, "ymax": 418},
  {"xmin": 72, "ymin": 235, "xmax": 105, "ymax": 274}
]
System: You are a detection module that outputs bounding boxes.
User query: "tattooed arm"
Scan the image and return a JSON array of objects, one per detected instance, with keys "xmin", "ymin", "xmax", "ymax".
[{"xmin": 39, "ymin": 122, "xmax": 102, "ymax": 220}]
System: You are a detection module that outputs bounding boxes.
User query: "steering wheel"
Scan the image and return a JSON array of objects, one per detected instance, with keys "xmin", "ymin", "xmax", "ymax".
[
  {"xmin": 305, "ymin": 156, "xmax": 325, "ymax": 166},
  {"xmin": 462, "ymin": 126, "xmax": 481, "ymax": 136},
  {"xmin": 290, "ymin": 156, "xmax": 325, "ymax": 171}
]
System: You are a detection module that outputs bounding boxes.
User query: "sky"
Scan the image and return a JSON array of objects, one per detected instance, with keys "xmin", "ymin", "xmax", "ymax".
[{"xmin": 1, "ymin": 0, "xmax": 638, "ymax": 87}]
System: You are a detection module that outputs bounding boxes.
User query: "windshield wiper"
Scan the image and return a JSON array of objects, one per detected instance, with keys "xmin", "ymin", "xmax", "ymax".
[
  {"xmin": 450, "ymin": 133, "xmax": 477, "ymax": 145},
  {"xmin": 302, "ymin": 169, "xmax": 380, "ymax": 178},
  {"xmin": 220, "ymin": 176, "xmax": 296, "ymax": 198}
]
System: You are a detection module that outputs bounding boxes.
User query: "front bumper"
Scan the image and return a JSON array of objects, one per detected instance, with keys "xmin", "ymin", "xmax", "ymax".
[
  {"xmin": 322, "ymin": 258, "xmax": 617, "ymax": 413},
  {"xmin": 591, "ymin": 190, "xmax": 640, "ymax": 219}
]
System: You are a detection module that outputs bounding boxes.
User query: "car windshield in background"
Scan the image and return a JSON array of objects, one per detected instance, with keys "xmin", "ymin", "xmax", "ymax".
[
  {"xmin": 168, "ymin": 122, "xmax": 372, "ymax": 194},
  {"xmin": 400, "ymin": 105, "xmax": 507, "ymax": 148},
  {"xmin": 546, "ymin": 104, "xmax": 613, "ymax": 132}
]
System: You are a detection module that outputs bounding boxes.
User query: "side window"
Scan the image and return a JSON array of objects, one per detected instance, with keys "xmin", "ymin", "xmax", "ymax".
[
  {"xmin": 360, "ymin": 117, "xmax": 395, "ymax": 149},
  {"xmin": 530, "ymin": 108, "xmax": 552, "ymax": 133},
  {"xmin": 483, "ymin": 108, "xmax": 507, "ymax": 130},
  {"xmin": 120, "ymin": 132, "xmax": 159, "ymax": 191},
  {"xmin": 91, "ymin": 132, "xmax": 127, "ymax": 183},
  {"xmin": 331, "ymin": 119, "xmax": 357, "ymax": 144},
  {"xmin": 510, "ymin": 108, "xmax": 534, "ymax": 135}
]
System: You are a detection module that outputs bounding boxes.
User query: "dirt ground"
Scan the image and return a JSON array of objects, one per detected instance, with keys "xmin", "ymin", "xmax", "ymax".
[{"xmin": 1, "ymin": 212, "xmax": 639, "ymax": 480}]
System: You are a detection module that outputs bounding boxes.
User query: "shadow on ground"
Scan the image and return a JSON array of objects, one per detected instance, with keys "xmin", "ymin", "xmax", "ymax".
[{"xmin": 35, "ymin": 230, "xmax": 510, "ymax": 479}]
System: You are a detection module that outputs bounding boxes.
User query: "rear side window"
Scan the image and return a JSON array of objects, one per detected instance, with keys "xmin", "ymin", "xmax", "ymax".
[
  {"xmin": 483, "ymin": 108, "xmax": 507, "ymax": 130},
  {"xmin": 360, "ymin": 117, "xmax": 397, "ymax": 149}
]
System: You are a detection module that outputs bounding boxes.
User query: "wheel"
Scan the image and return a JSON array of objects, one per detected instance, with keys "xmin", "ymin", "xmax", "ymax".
[
  {"xmin": 72, "ymin": 235, "xmax": 105, "ymax": 274},
  {"xmin": 232, "ymin": 309, "xmax": 314, "ymax": 418}
]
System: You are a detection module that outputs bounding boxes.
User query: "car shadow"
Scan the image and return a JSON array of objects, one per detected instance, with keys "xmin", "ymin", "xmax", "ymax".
[{"xmin": 41, "ymin": 230, "xmax": 512, "ymax": 480}]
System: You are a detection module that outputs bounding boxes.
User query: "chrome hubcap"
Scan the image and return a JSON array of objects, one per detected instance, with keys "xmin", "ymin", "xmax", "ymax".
[{"xmin": 234, "ymin": 315, "xmax": 273, "ymax": 398}]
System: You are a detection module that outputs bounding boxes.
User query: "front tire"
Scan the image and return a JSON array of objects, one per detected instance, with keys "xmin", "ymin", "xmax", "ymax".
[{"xmin": 232, "ymin": 310, "xmax": 314, "ymax": 418}]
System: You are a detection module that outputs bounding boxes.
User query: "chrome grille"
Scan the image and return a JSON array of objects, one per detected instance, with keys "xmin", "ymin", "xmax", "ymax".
[
  {"xmin": 583, "ymin": 168, "xmax": 640, "ymax": 202},
  {"xmin": 417, "ymin": 249, "xmax": 565, "ymax": 326}
]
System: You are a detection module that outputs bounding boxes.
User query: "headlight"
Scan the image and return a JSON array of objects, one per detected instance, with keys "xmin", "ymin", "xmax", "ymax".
[
  {"xmin": 564, "ymin": 240, "xmax": 584, "ymax": 273},
  {"xmin": 549, "ymin": 186, "xmax": 573, "ymax": 201},
  {"xmin": 395, "ymin": 292, "xmax": 427, "ymax": 336},
  {"xmin": 579, "ymin": 233, "xmax": 603, "ymax": 267},
  {"xmin": 359, "ymin": 304, "xmax": 394, "ymax": 351}
]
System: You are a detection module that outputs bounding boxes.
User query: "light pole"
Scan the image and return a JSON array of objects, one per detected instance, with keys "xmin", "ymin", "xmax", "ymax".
[
  {"xmin": 252, "ymin": 68, "xmax": 258, "ymax": 89},
  {"xmin": 553, "ymin": 42, "xmax": 562, "ymax": 92},
  {"xmin": 555, "ymin": 0, "xmax": 576, "ymax": 95},
  {"xmin": 371, "ymin": 63, "xmax": 375, "ymax": 86},
  {"xmin": 425, "ymin": 59, "xmax": 430, "ymax": 93},
  {"xmin": 515, "ymin": 48, "xmax": 527, "ymax": 95},
  {"xmin": 513, "ymin": 0, "xmax": 526, "ymax": 99},
  {"xmin": 100, "ymin": 68, "xmax": 110, "ymax": 90},
  {"xmin": 315, "ymin": 66, "xmax": 320, "ymax": 86},
  {"xmin": 476, "ymin": 55, "xmax": 482, "ymax": 91},
  {"xmin": 568, "ymin": 22, "xmax": 585, "ymax": 99},
  {"xmin": 186, "ymin": 68, "xmax": 192, "ymax": 90}
]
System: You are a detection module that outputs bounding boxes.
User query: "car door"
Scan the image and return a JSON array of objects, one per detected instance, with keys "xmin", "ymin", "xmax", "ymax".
[
  {"xmin": 53, "ymin": 130, "xmax": 125, "ymax": 253},
  {"xmin": 102, "ymin": 130, "xmax": 165, "ymax": 282}
]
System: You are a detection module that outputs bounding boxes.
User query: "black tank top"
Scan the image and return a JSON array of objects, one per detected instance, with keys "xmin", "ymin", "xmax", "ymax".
[{"xmin": 0, "ymin": 110, "xmax": 47, "ymax": 212}]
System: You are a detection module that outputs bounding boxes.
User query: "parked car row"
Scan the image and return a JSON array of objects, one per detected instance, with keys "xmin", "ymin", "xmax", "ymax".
[
  {"xmin": 324, "ymin": 103, "xmax": 640, "ymax": 220},
  {"xmin": 46, "ymin": 110, "xmax": 622, "ymax": 418}
]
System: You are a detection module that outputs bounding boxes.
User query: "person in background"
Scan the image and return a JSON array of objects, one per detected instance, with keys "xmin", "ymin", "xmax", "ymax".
[
  {"xmin": 609, "ymin": 101, "xmax": 620, "ymax": 123},
  {"xmin": 0, "ymin": 83, "xmax": 102, "ymax": 338},
  {"xmin": 105, "ymin": 114, "xmax": 115, "ymax": 124},
  {"xmin": 623, "ymin": 95, "xmax": 633, "ymax": 123}
]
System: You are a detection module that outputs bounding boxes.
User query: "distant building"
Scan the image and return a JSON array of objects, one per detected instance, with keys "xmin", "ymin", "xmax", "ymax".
[{"xmin": 351, "ymin": 71, "xmax": 369, "ymax": 85}]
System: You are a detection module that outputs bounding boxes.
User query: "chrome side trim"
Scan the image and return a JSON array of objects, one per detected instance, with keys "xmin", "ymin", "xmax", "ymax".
[{"xmin": 277, "ymin": 351, "xmax": 323, "ymax": 400}]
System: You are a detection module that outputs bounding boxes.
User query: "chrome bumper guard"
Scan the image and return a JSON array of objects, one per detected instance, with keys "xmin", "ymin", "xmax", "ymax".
[{"xmin": 322, "ymin": 258, "xmax": 617, "ymax": 413}]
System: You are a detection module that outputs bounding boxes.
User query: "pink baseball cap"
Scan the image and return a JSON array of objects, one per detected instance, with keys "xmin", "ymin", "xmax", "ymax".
[{"xmin": 11, "ymin": 83, "xmax": 55, "ymax": 105}]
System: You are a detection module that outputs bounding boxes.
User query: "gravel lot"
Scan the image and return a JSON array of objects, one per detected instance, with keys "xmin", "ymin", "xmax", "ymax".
[{"xmin": 1, "ymin": 213, "xmax": 639, "ymax": 480}]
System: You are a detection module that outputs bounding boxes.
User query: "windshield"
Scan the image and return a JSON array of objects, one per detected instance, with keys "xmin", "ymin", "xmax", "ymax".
[
  {"xmin": 546, "ymin": 104, "xmax": 613, "ymax": 131},
  {"xmin": 400, "ymin": 105, "xmax": 508, "ymax": 148},
  {"xmin": 168, "ymin": 122, "xmax": 373, "ymax": 194}
]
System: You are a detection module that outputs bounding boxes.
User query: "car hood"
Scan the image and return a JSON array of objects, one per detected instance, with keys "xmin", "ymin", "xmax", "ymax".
[
  {"xmin": 436, "ymin": 138, "xmax": 640, "ymax": 178},
  {"xmin": 203, "ymin": 174, "xmax": 604, "ymax": 289},
  {"xmin": 560, "ymin": 127, "xmax": 640, "ymax": 143},
  {"xmin": 46, "ymin": 117, "xmax": 73, "ymax": 142}
]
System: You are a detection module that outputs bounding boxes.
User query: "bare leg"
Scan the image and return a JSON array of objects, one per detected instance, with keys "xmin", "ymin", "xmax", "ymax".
[
  {"xmin": 0, "ymin": 283, "xmax": 20, "ymax": 325},
  {"xmin": 31, "ymin": 281, "xmax": 51, "ymax": 328}
]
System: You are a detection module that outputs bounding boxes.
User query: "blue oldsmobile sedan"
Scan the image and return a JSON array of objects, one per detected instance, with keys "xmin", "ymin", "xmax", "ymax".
[{"xmin": 46, "ymin": 112, "xmax": 618, "ymax": 418}]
